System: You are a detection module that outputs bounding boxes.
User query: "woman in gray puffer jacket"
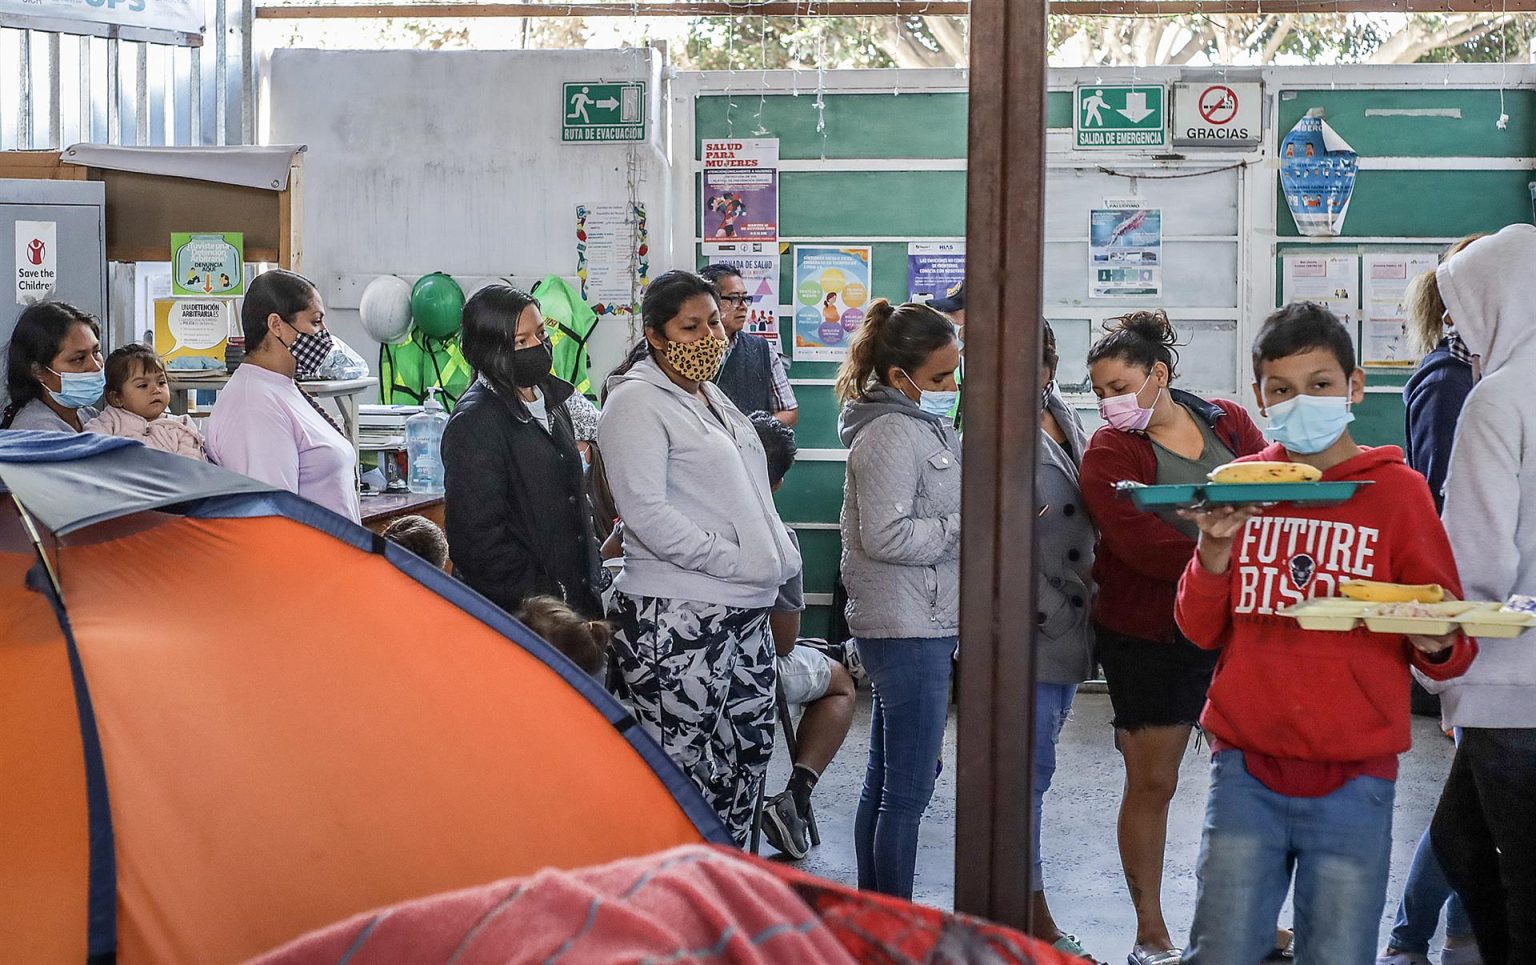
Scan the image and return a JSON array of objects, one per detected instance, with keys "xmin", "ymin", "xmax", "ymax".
[
  {"xmin": 1029, "ymin": 320, "xmax": 1099, "ymax": 960},
  {"xmin": 836, "ymin": 298, "xmax": 961, "ymax": 901}
]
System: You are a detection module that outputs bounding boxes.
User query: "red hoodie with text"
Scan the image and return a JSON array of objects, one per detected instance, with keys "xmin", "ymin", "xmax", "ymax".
[{"xmin": 1176, "ymin": 443, "xmax": 1477, "ymax": 791}]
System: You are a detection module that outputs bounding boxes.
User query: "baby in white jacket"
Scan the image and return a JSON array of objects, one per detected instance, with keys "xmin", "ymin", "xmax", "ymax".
[{"xmin": 85, "ymin": 344, "xmax": 207, "ymax": 461}]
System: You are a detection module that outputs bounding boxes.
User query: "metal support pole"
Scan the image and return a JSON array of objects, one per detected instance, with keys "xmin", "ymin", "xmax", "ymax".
[
  {"xmin": 135, "ymin": 42, "xmax": 149, "ymax": 145},
  {"xmin": 954, "ymin": 0, "xmax": 1047, "ymax": 931},
  {"xmin": 79, "ymin": 36, "xmax": 92, "ymax": 143},
  {"xmin": 189, "ymin": 44, "xmax": 202, "ymax": 145},
  {"xmin": 18, "ymin": 30, "xmax": 33, "ymax": 149},
  {"xmin": 47, "ymin": 32, "xmax": 61, "ymax": 148},
  {"xmin": 106, "ymin": 38, "xmax": 120, "ymax": 145},
  {"xmin": 215, "ymin": 0, "xmax": 228, "ymax": 145},
  {"xmin": 241, "ymin": 0, "xmax": 255, "ymax": 143}
]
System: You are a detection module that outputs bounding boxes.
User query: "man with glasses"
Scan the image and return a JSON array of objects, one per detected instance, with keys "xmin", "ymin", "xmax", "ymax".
[{"xmin": 701, "ymin": 264, "xmax": 799, "ymax": 426}]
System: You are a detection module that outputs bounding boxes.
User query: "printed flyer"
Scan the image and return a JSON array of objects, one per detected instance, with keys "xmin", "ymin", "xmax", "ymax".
[
  {"xmin": 1089, "ymin": 208, "xmax": 1162, "ymax": 298},
  {"xmin": 907, "ymin": 242, "xmax": 966, "ymax": 304},
  {"xmin": 171, "ymin": 232, "xmax": 244, "ymax": 296},
  {"xmin": 576, "ymin": 202, "xmax": 649, "ymax": 315},
  {"xmin": 701, "ymin": 138, "xmax": 779, "ymax": 245},
  {"xmin": 1362, "ymin": 252, "xmax": 1437, "ymax": 366},
  {"xmin": 709, "ymin": 241, "xmax": 781, "ymax": 341},
  {"xmin": 793, "ymin": 245, "xmax": 872, "ymax": 362}
]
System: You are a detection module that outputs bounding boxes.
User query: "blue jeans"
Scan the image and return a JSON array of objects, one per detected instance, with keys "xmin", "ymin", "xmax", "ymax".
[
  {"xmin": 1031, "ymin": 682, "xmax": 1077, "ymax": 891},
  {"xmin": 1186, "ymin": 750, "xmax": 1394, "ymax": 965},
  {"xmin": 1389, "ymin": 826, "xmax": 1475, "ymax": 952},
  {"xmin": 854, "ymin": 636, "xmax": 955, "ymax": 900}
]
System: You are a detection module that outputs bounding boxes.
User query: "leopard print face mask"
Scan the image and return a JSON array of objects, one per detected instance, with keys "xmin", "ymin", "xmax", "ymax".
[{"xmin": 662, "ymin": 334, "xmax": 728, "ymax": 382}]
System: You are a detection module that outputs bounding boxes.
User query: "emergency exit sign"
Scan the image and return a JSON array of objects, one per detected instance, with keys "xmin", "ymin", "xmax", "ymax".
[
  {"xmin": 562, "ymin": 81, "xmax": 647, "ymax": 143},
  {"xmin": 1075, "ymin": 84, "xmax": 1168, "ymax": 149}
]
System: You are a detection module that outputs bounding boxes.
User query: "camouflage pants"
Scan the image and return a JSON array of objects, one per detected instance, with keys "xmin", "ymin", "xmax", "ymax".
[{"xmin": 609, "ymin": 592, "xmax": 776, "ymax": 845}]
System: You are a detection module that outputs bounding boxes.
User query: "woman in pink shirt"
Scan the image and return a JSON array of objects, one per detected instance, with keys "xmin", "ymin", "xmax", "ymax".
[{"xmin": 207, "ymin": 270, "xmax": 360, "ymax": 522}]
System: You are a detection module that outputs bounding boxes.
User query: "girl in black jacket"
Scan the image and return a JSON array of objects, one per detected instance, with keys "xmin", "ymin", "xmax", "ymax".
[{"xmin": 442, "ymin": 286, "xmax": 602, "ymax": 619}]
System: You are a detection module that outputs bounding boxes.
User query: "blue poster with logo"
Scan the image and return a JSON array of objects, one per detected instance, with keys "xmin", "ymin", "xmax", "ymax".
[
  {"xmin": 907, "ymin": 242, "xmax": 966, "ymax": 303},
  {"xmin": 1281, "ymin": 109, "xmax": 1358, "ymax": 237}
]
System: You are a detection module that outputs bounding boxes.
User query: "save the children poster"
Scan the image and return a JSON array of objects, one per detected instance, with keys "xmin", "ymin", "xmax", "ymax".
[
  {"xmin": 701, "ymin": 138, "xmax": 779, "ymax": 246},
  {"xmin": 793, "ymin": 245, "xmax": 871, "ymax": 362}
]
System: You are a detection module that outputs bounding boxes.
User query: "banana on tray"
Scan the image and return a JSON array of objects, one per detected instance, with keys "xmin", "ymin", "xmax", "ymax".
[{"xmin": 1339, "ymin": 580, "xmax": 1446, "ymax": 604}]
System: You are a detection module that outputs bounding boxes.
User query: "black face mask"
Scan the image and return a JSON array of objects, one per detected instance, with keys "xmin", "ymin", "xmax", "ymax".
[{"xmin": 510, "ymin": 339, "xmax": 553, "ymax": 388}]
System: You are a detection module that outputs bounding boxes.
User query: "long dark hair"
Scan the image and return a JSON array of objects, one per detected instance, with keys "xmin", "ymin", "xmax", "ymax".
[
  {"xmin": 1086, "ymin": 309, "xmax": 1181, "ymax": 380},
  {"xmin": 603, "ymin": 270, "xmax": 718, "ymax": 401},
  {"xmin": 242, "ymin": 269, "xmax": 318, "ymax": 350},
  {"xmin": 834, "ymin": 299, "xmax": 956, "ymax": 403},
  {"xmin": 460, "ymin": 285, "xmax": 541, "ymax": 399},
  {"xmin": 3, "ymin": 302, "xmax": 100, "ymax": 424}
]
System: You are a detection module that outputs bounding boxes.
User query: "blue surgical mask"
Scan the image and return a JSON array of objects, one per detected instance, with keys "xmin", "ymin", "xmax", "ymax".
[
  {"xmin": 47, "ymin": 366, "xmax": 105, "ymax": 409},
  {"xmin": 901, "ymin": 371, "xmax": 958, "ymax": 418},
  {"xmin": 1263, "ymin": 394, "xmax": 1354, "ymax": 455}
]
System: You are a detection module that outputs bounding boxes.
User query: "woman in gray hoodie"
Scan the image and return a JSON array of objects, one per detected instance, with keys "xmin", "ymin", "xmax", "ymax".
[
  {"xmin": 1429, "ymin": 223, "xmax": 1536, "ymax": 962},
  {"xmin": 597, "ymin": 270, "xmax": 801, "ymax": 845},
  {"xmin": 836, "ymin": 298, "xmax": 961, "ymax": 900}
]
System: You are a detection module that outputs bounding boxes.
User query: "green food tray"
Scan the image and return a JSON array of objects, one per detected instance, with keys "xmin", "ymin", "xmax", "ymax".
[{"xmin": 1114, "ymin": 480, "xmax": 1373, "ymax": 511}]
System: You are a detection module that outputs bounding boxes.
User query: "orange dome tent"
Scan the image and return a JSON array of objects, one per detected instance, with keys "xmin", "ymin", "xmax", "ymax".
[{"xmin": 0, "ymin": 432, "xmax": 728, "ymax": 964}]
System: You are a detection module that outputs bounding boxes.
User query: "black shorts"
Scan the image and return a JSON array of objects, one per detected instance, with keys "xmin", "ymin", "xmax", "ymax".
[{"xmin": 1094, "ymin": 624, "xmax": 1219, "ymax": 731}]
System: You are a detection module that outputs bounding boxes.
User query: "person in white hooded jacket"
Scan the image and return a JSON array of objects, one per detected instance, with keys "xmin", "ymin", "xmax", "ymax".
[
  {"xmin": 597, "ymin": 270, "xmax": 801, "ymax": 846},
  {"xmin": 1428, "ymin": 222, "xmax": 1536, "ymax": 963}
]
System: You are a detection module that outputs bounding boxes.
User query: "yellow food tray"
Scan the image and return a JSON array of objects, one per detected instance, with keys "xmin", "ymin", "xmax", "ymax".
[
  {"xmin": 1457, "ymin": 603, "xmax": 1536, "ymax": 639},
  {"xmin": 1278, "ymin": 599, "xmax": 1370, "ymax": 631}
]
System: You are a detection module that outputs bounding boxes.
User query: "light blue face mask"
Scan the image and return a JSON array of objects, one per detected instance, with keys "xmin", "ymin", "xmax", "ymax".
[
  {"xmin": 1263, "ymin": 393, "xmax": 1355, "ymax": 455},
  {"xmin": 902, "ymin": 371, "xmax": 958, "ymax": 418},
  {"xmin": 47, "ymin": 366, "xmax": 106, "ymax": 410}
]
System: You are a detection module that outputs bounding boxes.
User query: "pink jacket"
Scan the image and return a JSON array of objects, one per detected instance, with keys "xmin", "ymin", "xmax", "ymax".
[{"xmin": 85, "ymin": 406, "xmax": 208, "ymax": 461}]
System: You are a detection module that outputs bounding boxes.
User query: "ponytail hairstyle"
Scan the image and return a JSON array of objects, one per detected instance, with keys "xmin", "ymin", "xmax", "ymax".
[
  {"xmin": 460, "ymin": 285, "xmax": 541, "ymax": 399},
  {"xmin": 1408, "ymin": 232, "xmax": 1487, "ymax": 358},
  {"xmin": 3, "ymin": 302, "xmax": 100, "ymax": 425},
  {"xmin": 834, "ymin": 299, "xmax": 957, "ymax": 403},
  {"xmin": 242, "ymin": 269, "xmax": 319, "ymax": 351},
  {"xmin": 1085, "ymin": 309, "xmax": 1181, "ymax": 381},
  {"xmin": 602, "ymin": 269, "xmax": 718, "ymax": 401}
]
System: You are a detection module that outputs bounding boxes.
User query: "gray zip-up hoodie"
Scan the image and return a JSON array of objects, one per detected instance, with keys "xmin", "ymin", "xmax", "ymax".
[
  {"xmin": 838, "ymin": 385, "xmax": 962, "ymax": 639},
  {"xmin": 598, "ymin": 356, "xmax": 800, "ymax": 610},
  {"xmin": 1429, "ymin": 223, "xmax": 1536, "ymax": 727}
]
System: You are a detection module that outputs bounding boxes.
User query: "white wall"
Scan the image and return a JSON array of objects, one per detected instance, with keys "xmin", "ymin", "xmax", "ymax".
[{"xmin": 267, "ymin": 47, "xmax": 672, "ymax": 393}]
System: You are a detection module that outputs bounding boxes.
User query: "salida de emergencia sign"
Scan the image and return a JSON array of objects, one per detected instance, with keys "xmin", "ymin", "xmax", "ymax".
[
  {"xmin": 563, "ymin": 82, "xmax": 647, "ymax": 143},
  {"xmin": 1173, "ymin": 82, "xmax": 1262, "ymax": 147},
  {"xmin": 15, "ymin": 221, "xmax": 57, "ymax": 306},
  {"xmin": 1075, "ymin": 85, "xmax": 1167, "ymax": 149}
]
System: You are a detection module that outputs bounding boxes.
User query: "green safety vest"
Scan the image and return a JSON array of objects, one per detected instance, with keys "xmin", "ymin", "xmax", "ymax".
[
  {"xmin": 532, "ymin": 274, "xmax": 601, "ymax": 398},
  {"xmin": 380, "ymin": 329, "xmax": 473, "ymax": 410}
]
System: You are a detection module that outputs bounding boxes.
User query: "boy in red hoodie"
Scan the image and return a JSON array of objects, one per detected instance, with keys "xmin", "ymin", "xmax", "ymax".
[{"xmin": 1176, "ymin": 302, "xmax": 1478, "ymax": 964}]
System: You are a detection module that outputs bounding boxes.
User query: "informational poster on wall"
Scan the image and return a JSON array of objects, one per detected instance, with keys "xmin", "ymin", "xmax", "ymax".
[
  {"xmin": 171, "ymin": 232, "xmax": 244, "ymax": 296},
  {"xmin": 1089, "ymin": 206, "xmax": 1162, "ymax": 298},
  {"xmin": 709, "ymin": 241, "xmax": 781, "ymax": 341},
  {"xmin": 1281, "ymin": 253, "xmax": 1360, "ymax": 347},
  {"xmin": 154, "ymin": 298, "xmax": 233, "ymax": 374},
  {"xmin": 1362, "ymin": 252, "xmax": 1438, "ymax": 367},
  {"xmin": 576, "ymin": 202, "xmax": 649, "ymax": 315},
  {"xmin": 15, "ymin": 220, "xmax": 57, "ymax": 305},
  {"xmin": 907, "ymin": 242, "xmax": 966, "ymax": 303},
  {"xmin": 793, "ymin": 245, "xmax": 872, "ymax": 362},
  {"xmin": 701, "ymin": 138, "xmax": 779, "ymax": 245},
  {"xmin": 1280, "ymin": 109, "xmax": 1357, "ymax": 237}
]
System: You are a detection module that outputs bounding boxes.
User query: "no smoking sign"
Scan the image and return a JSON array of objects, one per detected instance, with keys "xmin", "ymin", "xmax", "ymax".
[{"xmin": 1174, "ymin": 81, "xmax": 1261, "ymax": 147}]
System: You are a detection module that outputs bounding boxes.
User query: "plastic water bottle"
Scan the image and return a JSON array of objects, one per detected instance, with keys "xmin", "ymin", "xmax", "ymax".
[{"xmin": 405, "ymin": 387, "xmax": 448, "ymax": 495}]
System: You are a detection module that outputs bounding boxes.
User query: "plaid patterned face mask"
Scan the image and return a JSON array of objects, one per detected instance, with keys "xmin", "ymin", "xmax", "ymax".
[{"xmin": 284, "ymin": 322, "xmax": 334, "ymax": 379}]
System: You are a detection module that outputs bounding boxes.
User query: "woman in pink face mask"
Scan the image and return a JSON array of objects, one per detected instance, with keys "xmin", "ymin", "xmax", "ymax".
[{"xmin": 1077, "ymin": 310, "xmax": 1268, "ymax": 965}]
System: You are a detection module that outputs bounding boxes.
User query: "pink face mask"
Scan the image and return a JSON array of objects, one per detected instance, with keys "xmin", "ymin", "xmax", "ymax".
[{"xmin": 1098, "ymin": 373, "xmax": 1160, "ymax": 432}]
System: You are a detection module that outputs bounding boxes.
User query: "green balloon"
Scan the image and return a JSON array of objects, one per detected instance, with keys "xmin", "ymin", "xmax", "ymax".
[{"xmin": 411, "ymin": 272, "xmax": 465, "ymax": 339}]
